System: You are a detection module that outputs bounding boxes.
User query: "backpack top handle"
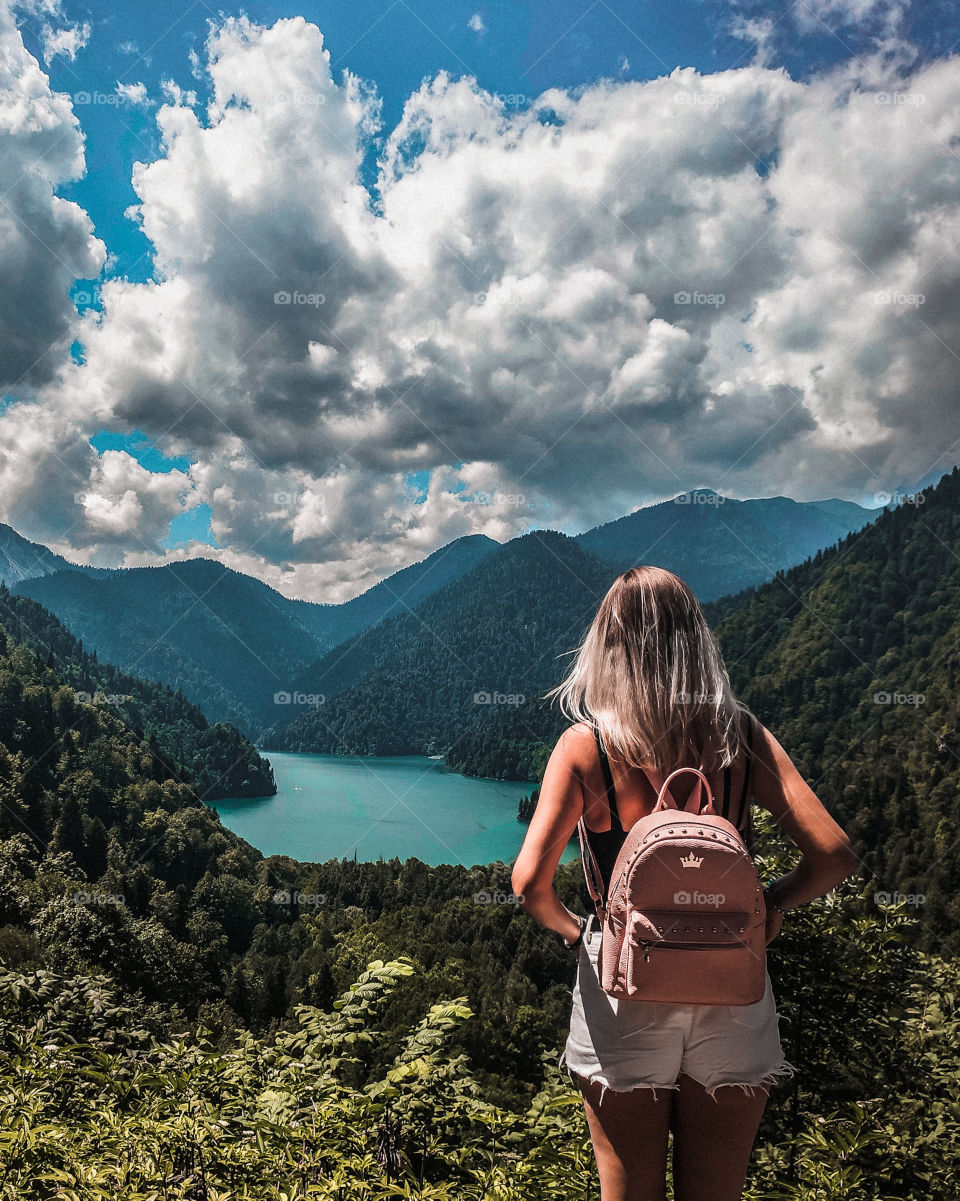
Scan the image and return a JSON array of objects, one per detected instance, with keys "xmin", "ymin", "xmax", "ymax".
[{"xmin": 653, "ymin": 766, "xmax": 714, "ymax": 815}]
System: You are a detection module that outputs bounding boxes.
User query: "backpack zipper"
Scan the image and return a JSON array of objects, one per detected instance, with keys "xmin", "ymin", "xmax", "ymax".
[{"xmin": 638, "ymin": 938, "xmax": 747, "ymax": 960}]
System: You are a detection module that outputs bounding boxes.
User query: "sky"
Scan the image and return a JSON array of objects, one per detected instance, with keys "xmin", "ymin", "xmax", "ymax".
[{"xmin": 2, "ymin": 0, "xmax": 960, "ymax": 601}]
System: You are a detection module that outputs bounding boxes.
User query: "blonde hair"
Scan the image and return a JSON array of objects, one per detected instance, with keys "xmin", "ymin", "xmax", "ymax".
[{"xmin": 545, "ymin": 565, "xmax": 753, "ymax": 776}]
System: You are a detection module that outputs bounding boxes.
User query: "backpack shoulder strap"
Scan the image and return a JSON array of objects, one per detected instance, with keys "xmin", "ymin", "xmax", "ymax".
[{"xmin": 576, "ymin": 813, "xmax": 607, "ymax": 920}]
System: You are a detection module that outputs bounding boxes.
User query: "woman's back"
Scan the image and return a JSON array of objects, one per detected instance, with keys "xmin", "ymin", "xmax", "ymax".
[
  {"xmin": 579, "ymin": 726, "xmax": 756, "ymax": 831},
  {"xmin": 578, "ymin": 713, "xmax": 758, "ymax": 901}
]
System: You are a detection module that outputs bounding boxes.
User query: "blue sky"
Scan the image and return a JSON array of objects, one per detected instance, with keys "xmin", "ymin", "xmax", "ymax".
[
  {"xmin": 20, "ymin": 0, "xmax": 956, "ymax": 285},
  {"xmin": 3, "ymin": 0, "xmax": 959, "ymax": 598}
]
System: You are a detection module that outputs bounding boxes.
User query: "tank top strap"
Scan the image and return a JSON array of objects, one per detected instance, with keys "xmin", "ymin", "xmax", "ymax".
[
  {"xmin": 733, "ymin": 712, "xmax": 756, "ymax": 830},
  {"xmin": 592, "ymin": 727, "xmax": 624, "ymax": 832}
]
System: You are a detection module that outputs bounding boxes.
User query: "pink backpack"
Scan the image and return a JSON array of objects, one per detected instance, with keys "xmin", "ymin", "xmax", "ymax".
[{"xmin": 578, "ymin": 723, "xmax": 767, "ymax": 1006}]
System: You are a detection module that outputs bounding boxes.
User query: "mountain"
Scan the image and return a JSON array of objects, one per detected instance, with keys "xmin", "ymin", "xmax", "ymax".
[
  {"xmin": 14, "ymin": 559, "xmax": 323, "ymax": 736},
  {"xmin": 700, "ymin": 467, "xmax": 960, "ymax": 948},
  {"xmin": 0, "ymin": 523, "xmax": 81, "ymax": 585},
  {"xmin": 265, "ymin": 467, "xmax": 960, "ymax": 951},
  {"xmin": 0, "ymin": 539, "xmax": 953, "ymax": 1193},
  {"xmin": 263, "ymin": 530, "xmax": 616, "ymax": 778},
  {"xmin": 12, "ymin": 535, "xmax": 499, "ymax": 738},
  {"xmin": 574, "ymin": 489, "xmax": 875, "ymax": 600},
  {"xmin": 289, "ymin": 533, "xmax": 499, "ymax": 646},
  {"xmin": 0, "ymin": 582, "xmax": 275, "ymax": 799},
  {"xmin": 264, "ymin": 495, "xmax": 881, "ymax": 776}
]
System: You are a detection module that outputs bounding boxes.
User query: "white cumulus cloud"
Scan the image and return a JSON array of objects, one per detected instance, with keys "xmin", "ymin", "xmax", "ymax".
[{"xmin": 0, "ymin": 7, "xmax": 958, "ymax": 600}]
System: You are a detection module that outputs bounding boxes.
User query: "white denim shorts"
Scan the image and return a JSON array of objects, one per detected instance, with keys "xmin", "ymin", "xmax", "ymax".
[{"xmin": 560, "ymin": 915, "xmax": 798, "ymax": 1106}]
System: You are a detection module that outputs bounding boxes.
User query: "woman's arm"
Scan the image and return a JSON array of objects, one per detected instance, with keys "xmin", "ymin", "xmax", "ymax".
[
  {"xmin": 511, "ymin": 726, "xmax": 589, "ymax": 946},
  {"xmin": 751, "ymin": 718, "xmax": 859, "ymax": 916}
]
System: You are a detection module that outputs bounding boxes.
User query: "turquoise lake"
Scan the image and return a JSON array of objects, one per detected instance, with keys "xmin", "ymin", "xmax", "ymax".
[{"xmin": 209, "ymin": 751, "xmax": 583, "ymax": 869}]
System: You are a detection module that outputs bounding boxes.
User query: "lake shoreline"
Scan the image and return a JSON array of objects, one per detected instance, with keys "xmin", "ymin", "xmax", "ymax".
[{"xmin": 258, "ymin": 747, "xmax": 538, "ymax": 789}]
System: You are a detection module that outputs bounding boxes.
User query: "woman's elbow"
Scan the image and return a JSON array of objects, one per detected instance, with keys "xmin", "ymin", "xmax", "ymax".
[
  {"xmin": 826, "ymin": 840, "xmax": 859, "ymax": 882},
  {"xmin": 511, "ymin": 865, "xmax": 532, "ymax": 902},
  {"xmin": 511, "ymin": 869, "xmax": 547, "ymax": 910}
]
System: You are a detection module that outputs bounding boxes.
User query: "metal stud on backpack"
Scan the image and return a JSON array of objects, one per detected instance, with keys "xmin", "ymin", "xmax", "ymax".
[{"xmin": 577, "ymin": 735, "xmax": 767, "ymax": 1006}]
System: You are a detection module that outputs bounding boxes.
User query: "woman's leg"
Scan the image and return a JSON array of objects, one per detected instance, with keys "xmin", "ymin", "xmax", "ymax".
[
  {"xmin": 671, "ymin": 1073, "xmax": 769, "ymax": 1201},
  {"xmin": 573, "ymin": 1072, "xmax": 674, "ymax": 1201}
]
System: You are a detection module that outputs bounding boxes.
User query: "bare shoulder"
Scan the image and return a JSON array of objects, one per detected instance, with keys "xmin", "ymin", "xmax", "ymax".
[{"xmin": 553, "ymin": 722, "xmax": 596, "ymax": 769}]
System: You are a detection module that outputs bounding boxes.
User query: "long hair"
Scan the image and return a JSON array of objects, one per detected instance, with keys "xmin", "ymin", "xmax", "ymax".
[{"xmin": 545, "ymin": 565, "xmax": 753, "ymax": 776}]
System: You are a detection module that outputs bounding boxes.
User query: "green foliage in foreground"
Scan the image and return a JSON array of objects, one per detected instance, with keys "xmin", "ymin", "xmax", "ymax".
[{"xmin": 1, "ymin": 869, "xmax": 958, "ymax": 1201}]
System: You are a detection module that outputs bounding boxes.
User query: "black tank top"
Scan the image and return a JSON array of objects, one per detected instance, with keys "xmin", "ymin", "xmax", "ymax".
[{"xmin": 585, "ymin": 715, "xmax": 757, "ymax": 903}]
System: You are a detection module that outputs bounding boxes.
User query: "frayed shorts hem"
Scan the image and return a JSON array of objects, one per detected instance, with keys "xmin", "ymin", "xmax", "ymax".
[
  {"xmin": 560, "ymin": 1048, "xmax": 798, "ymax": 1107},
  {"xmin": 681, "ymin": 1059, "xmax": 799, "ymax": 1104}
]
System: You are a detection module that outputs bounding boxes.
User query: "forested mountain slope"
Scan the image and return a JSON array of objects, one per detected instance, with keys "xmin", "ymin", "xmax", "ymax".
[
  {"xmin": 574, "ymin": 488, "xmax": 874, "ymax": 599},
  {"xmin": 0, "ymin": 583, "xmax": 274, "ymax": 799},
  {"xmin": 295, "ymin": 533, "xmax": 499, "ymax": 647},
  {"xmin": 264, "ymin": 531, "xmax": 615, "ymax": 777},
  {"xmin": 704, "ymin": 466, "xmax": 960, "ymax": 949},
  {"xmin": 15, "ymin": 559, "xmax": 321, "ymax": 736},
  {"xmin": 13, "ymin": 535, "xmax": 499, "ymax": 738}
]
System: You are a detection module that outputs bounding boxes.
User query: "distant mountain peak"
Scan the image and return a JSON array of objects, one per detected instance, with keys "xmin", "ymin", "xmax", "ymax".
[
  {"xmin": 0, "ymin": 523, "xmax": 80, "ymax": 586},
  {"xmin": 574, "ymin": 491, "xmax": 876, "ymax": 603}
]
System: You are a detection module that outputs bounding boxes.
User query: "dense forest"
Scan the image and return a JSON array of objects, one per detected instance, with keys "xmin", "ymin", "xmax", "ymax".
[
  {"xmin": 0, "ymin": 603, "xmax": 583, "ymax": 1098},
  {"xmin": 0, "ymin": 480, "xmax": 958, "ymax": 1193},
  {"xmin": 1, "ymin": 781, "xmax": 957, "ymax": 1197},
  {"xmin": 703, "ymin": 469, "xmax": 960, "ymax": 957},
  {"xmin": 0, "ymin": 584, "xmax": 274, "ymax": 800},
  {"xmin": 264, "ymin": 530, "xmax": 613, "ymax": 773}
]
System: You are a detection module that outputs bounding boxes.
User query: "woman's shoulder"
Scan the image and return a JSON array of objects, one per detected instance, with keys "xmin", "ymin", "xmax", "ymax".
[{"xmin": 553, "ymin": 722, "xmax": 598, "ymax": 766}]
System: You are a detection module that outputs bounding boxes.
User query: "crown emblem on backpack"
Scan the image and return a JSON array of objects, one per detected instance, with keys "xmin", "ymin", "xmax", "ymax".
[{"xmin": 680, "ymin": 853, "xmax": 704, "ymax": 869}]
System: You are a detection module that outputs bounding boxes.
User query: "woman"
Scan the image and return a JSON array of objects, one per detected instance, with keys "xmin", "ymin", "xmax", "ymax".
[{"xmin": 511, "ymin": 566, "xmax": 857, "ymax": 1201}]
